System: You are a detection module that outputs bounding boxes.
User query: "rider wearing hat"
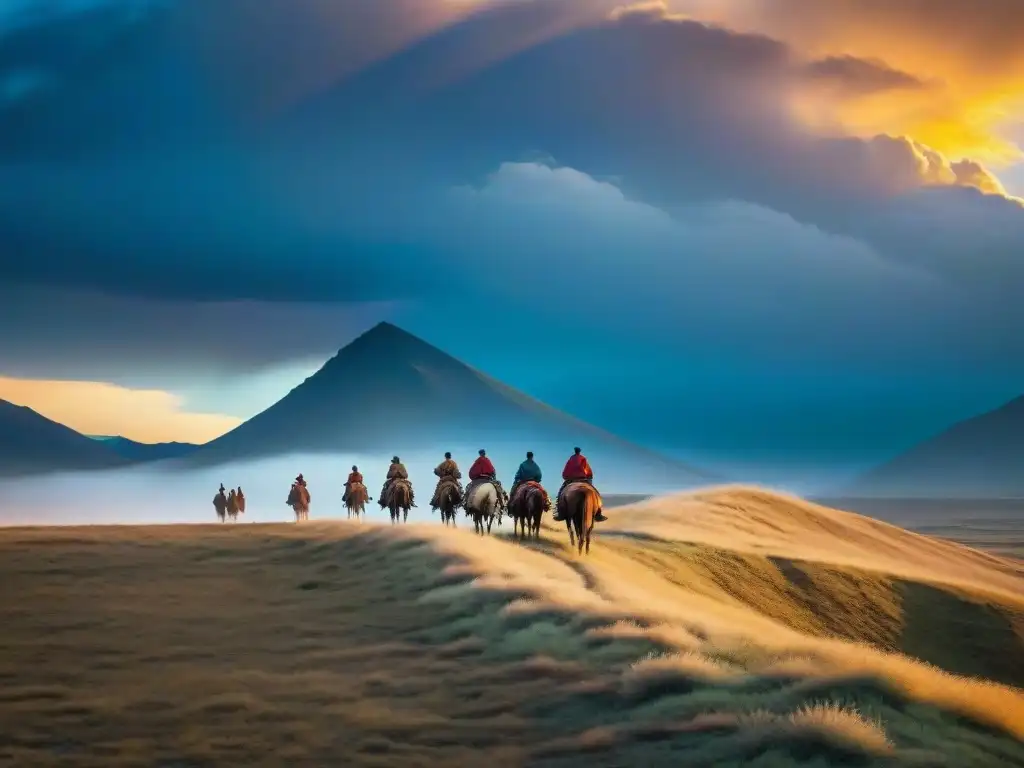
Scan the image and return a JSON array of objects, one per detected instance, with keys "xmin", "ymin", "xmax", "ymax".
[{"xmin": 379, "ymin": 456, "xmax": 414, "ymax": 507}]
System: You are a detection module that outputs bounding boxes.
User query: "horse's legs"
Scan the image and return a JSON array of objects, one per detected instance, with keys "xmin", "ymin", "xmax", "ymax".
[{"xmin": 566, "ymin": 518, "xmax": 575, "ymax": 547}]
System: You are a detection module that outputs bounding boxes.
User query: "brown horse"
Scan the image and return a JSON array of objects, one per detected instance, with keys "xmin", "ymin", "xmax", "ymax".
[
  {"xmin": 213, "ymin": 491, "xmax": 227, "ymax": 522},
  {"xmin": 236, "ymin": 488, "xmax": 246, "ymax": 516},
  {"xmin": 509, "ymin": 482, "xmax": 547, "ymax": 540},
  {"xmin": 561, "ymin": 482, "xmax": 601, "ymax": 555},
  {"xmin": 387, "ymin": 479, "xmax": 413, "ymax": 524},
  {"xmin": 345, "ymin": 482, "xmax": 369, "ymax": 519},
  {"xmin": 227, "ymin": 490, "xmax": 239, "ymax": 522},
  {"xmin": 287, "ymin": 483, "xmax": 311, "ymax": 522},
  {"xmin": 435, "ymin": 479, "xmax": 461, "ymax": 527}
]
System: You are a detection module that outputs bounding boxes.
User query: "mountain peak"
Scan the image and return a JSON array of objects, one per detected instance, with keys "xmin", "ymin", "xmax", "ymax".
[{"xmin": 184, "ymin": 326, "xmax": 710, "ymax": 489}]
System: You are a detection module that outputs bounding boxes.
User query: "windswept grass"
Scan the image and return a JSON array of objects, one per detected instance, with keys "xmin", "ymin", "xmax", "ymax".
[{"xmin": 1, "ymin": 485, "xmax": 1023, "ymax": 766}]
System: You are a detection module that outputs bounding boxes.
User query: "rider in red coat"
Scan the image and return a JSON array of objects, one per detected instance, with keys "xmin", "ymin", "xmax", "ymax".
[
  {"xmin": 469, "ymin": 450, "xmax": 497, "ymax": 480},
  {"xmin": 467, "ymin": 449, "xmax": 508, "ymax": 508},
  {"xmin": 552, "ymin": 447, "xmax": 608, "ymax": 522}
]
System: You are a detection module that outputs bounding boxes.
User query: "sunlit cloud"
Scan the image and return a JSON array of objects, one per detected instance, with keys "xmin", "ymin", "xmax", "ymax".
[
  {"xmin": 668, "ymin": 0, "xmax": 1024, "ymax": 174},
  {"xmin": 0, "ymin": 377, "xmax": 240, "ymax": 444}
]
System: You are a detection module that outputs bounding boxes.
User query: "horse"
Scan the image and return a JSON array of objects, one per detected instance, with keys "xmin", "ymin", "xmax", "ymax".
[
  {"xmin": 435, "ymin": 479, "xmax": 461, "ymax": 527},
  {"xmin": 213, "ymin": 491, "xmax": 227, "ymax": 522},
  {"xmin": 386, "ymin": 479, "xmax": 413, "ymax": 524},
  {"xmin": 509, "ymin": 482, "xmax": 546, "ymax": 540},
  {"xmin": 561, "ymin": 482, "xmax": 602, "ymax": 555},
  {"xmin": 226, "ymin": 491, "xmax": 239, "ymax": 522},
  {"xmin": 287, "ymin": 483, "xmax": 311, "ymax": 522},
  {"xmin": 236, "ymin": 489, "xmax": 246, "ymax": 516},
  {"xmin": 464, "ymin": 481, "xmax": 503, "ymax": 535},
  {"xmin": 345, "ymin": 482, "xmax": 369, "ymax": 520}
]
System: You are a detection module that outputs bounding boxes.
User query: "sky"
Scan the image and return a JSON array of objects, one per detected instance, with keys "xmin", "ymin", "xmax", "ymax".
[{"xmin": 0, "ymin": 0, "xmax": 1022, "ymax": 484}]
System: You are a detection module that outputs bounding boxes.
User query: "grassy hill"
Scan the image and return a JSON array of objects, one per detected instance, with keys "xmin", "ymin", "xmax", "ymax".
[{"xmin": 2, "ymin": 487, "xmax": 1023, "ymax": 766}]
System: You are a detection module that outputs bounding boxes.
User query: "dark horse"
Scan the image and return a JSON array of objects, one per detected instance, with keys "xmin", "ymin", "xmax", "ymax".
[
  {"xmin": 561, "ymin": 482, "xmax": 602, "ymax": 555},
  {"xmin": 213, "ymin": 490, "xmax": 228, "ymax": 522},
  {"xmin": 509, "ymin": 482, "xmax": 546, "ymax": 540},
  {"xmin": 436, "ymin": 479, "xmax": 461, "ymax": 527},
  {"xmin": 387, "ymin": 480, "xmax": 413, "ymax": 524}
]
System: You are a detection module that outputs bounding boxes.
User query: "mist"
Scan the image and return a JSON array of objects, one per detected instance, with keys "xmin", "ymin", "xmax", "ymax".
[{"xmin": 0, "ymin": 445, "xmax": 698, "ymax": 526}]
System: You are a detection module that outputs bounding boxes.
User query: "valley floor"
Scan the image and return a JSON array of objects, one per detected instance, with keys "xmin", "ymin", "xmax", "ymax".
[{"xmin": 2, "ymin": 487, "xmax": 1023, "ymax": 767}]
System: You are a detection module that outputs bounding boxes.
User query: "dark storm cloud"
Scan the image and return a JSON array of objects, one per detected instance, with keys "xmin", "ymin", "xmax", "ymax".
[
  {"xmin": 0, "ymin": 0, "xmax": 1021, "ymax": 378},
  {"xmin": 740, "ymin": 0, "xmax": 1024, "ymax": 70},
  {"xmin": 799, "ymin": 55, "xmax": 929, "ymax": 95}
]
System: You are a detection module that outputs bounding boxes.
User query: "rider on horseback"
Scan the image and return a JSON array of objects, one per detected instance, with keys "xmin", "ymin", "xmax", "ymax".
[
  {"xmin": 510, "ymin": 451, "xmax": 549, "ymax": 510},
  {"xmin": 430, "ymin": 451, "xmax": 463, "ymax": 510},
  {"xmin": 343, "ymin": 465, "xmax": 364, "ymax": 505},
  {"xmin": 551, "ymin": 447, "xmax": 608, "ymax": 523},
  {"xmin": 466, "ymin": 449, "xmax": 507, "ymax": 510},
  {"xmin": 379, "ymin": 456, "xmax": 415, "ymax": 508}
]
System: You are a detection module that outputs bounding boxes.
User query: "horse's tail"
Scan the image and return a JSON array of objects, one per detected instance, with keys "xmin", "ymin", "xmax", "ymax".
[{"xmin": 582, "ymin": 485, "xmax": 600, "ymax": 534}]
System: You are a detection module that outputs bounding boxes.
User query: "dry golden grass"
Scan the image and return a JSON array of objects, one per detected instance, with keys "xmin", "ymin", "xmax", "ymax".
[{"xmin": 2, "ymin": 485, "xmax": 1023, "ymax": 766}]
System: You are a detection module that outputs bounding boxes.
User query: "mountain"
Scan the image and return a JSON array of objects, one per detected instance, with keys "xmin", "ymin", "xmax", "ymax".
[
  {"xmin": 0, "ymin": 400, "xmax": 129, "ymax": 477},
  {"xmin": 183, "ymin": 322, "xmax": 712, "ymax": 491},
  {"xmin": 92, "ymin": 436, "xmax": 201, "ymax": 463},
  {"xmin": 851, "ymin": 395, "xmax": 1024, "ymax": 497}
]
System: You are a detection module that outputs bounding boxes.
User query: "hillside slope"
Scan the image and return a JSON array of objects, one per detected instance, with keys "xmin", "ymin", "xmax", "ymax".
[
  {"xmin": 852, "ymin": 395, "xmax": 1024, "ymax": 497},
  {"xmin": 183, "ymin": 322, "xmax": 711, "ymax": 491},
  {"xmin": 3, "ymin": 487, "xmax": 1023, "ymax": 766},
  {"xmin": 0, "ymin": 399, "xmax": 128, "ymax": 477}
]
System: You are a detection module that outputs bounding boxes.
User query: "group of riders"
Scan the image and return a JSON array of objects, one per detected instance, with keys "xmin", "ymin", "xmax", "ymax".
[
  {"xmin": 212, "ymin": 484, "xmax": 246, "ymax": 519},
  {"xmin": 218, "ymin": 446, "xmax": 610, "ymax": 525},
  {"xmin": 337, "ymin": 446, "xmax": 608, "ymax": 523}
]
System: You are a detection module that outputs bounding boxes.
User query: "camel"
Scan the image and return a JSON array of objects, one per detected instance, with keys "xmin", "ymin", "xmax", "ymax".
[
  {"xmin": 561, "ymin": 482, "xmax": 601, "ymax": 555},
  {"xmin": 509, "ymin": 481, "xmax": 547, "ymax": 540}
]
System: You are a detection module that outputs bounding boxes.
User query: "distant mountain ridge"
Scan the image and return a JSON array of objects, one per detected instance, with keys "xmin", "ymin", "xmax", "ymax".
[
  {"xmin": 0, "ymin": 399, "xmax": 129, "ymax": 477},
  {"xmin": 851, "ymin": 395, "xmax": 1024, "ymax": 497},
  {"xmin": 183, "ymin": 322, "xmax": 711, "ymax": 491},
  {"xmin": 91, "ymin": 436, "xmax": 201, "ymax": 462}
]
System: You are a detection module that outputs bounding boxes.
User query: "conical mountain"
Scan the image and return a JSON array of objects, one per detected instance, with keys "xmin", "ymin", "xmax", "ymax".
[
  {"xmin": 0, "ymin": 399, "xmax": 129, "ymax": 477},
  {"xmin": 852, "ymin": 395, "xmax": 1024, "ymax": 497},
  {"xmin": 184, "ymin": 323, "xmax": 710, "ymax": 490}
]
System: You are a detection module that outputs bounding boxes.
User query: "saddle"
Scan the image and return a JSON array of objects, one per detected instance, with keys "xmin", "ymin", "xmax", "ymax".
[
  {"xmin": 385, "ymin": 478, "xmax": 412, "ymax": 503},
  {"xmin": 346, "ymin": 482, "xmax": 369, "ymax": 504},
  {"xmin": 431, "ymin": 477, "xmax": 463, "ymax": 509},
  {"xmin": 466, "ymin": 476, "xmax": 508, "ymax": 512},
  {"xmin": 511, "ymin": 480, "xmax": 548, "ymax": 510}
]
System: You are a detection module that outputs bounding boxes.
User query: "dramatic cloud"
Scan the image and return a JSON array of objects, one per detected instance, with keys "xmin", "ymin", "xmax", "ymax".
[
  {"xmin": 1, "ymin": 0, "xmax": 1022, "ymax": 470},
  {"xmin": 0, "ymin": 376, "xmax": 240, "ymax": 443},
  {"xmin": 704, "ymin": 0, "xmax": 1024, "ymax": 164}
]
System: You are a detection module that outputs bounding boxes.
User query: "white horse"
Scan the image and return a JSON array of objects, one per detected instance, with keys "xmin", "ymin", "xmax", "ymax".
[{"xmin": 464, "ymin": 481, "xmax": 503, "ymax": 535}]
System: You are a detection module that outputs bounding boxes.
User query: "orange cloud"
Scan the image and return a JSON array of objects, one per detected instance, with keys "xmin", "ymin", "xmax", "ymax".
[
  {"xmin": 0, "ymin": 377, "xmax": 240, "ymax": 444},
  {"xmin": 673, "ymin": 0, "xmax": 1024, "ymax": 169}
]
